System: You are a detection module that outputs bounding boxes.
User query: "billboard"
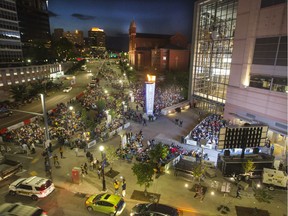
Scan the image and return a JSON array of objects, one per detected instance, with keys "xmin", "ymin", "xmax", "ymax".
[{"xmin": 218, "ymin": 125, "xmax": 268, "ymax": 150}]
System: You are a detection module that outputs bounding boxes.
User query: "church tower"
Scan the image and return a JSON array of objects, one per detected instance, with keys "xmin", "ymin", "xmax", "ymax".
[{"xmin": 128, "ymin": 20, "xmax": 136, "ymax": 65}]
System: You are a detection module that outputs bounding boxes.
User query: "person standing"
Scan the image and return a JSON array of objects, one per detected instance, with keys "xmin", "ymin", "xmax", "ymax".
[
  {"xmin": 74, "ymin": 147, "xmax": 79, "ymax": 157},
  {"xmin": 53, "ymin": 154, "xmax": 60, "ymax": 167},
  {"xmin": 236, "ymin": 186, "xmax": 241, "ymax": 199},
  {"xmin": 31, "ymin": 143, "xmax": 36, "ymax": 154},
  {"xmin": 121, "ymin": 179, "xmax": 126, "ymax": 197},
  {"xmin": 97, "ymin": 166, "xmax": 101, "ymax": 179},
  {"xmin": 59, "ymin": 147, "xmax": 64, "ymax": 158},
  {"xmin": 114, "ymin": 179, "xmax": 120, "ymax": 195},
  {"xmin": 84, "ymin": 162, "xmax": 88, "ymax": 175}
]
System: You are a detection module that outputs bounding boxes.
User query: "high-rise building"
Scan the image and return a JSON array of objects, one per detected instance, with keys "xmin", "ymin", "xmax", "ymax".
[
  {"xmin": 63, "ymin": 30, "xmax": 84, "ymax": 46},
  {"xmin": 88, "ymin": 27, "xmax": 106, "ymax": 57},
  {"xmin": 189, "ymin": 0, "xmax": 287, "ymax": 153},
  {"xmin": 0, "ymin": 0, "xmax": 23, "ymax": 67},
  {"xmin": 53, "ymin": 28, "xmax": 64, "ymax": 41},
  {"xmin": 15, "ymin": 0, "xmax": 51, "ymax": 60}
]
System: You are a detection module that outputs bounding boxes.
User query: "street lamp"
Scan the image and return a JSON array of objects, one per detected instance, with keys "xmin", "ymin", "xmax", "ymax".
[
  {"xmin": 40, "ymin": 94, "xmax": 52, "ymax": 179},
  {"xmin": 99, "ymin": 145, "xmax": 106, "ymax": 191}
]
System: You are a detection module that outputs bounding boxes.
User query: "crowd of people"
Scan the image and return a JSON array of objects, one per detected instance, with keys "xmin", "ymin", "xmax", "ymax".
[
  {"xmin": 130, "ymin": 83, "xmax": 185, "ymax": 116},
  {"xmin": 188, "ymin": 114, "xmax": 227, "ymax": 149}
]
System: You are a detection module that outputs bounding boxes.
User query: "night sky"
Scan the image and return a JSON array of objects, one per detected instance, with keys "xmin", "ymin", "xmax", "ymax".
[{"xmin": 48, "ymin": 0, "xmax": 195, "ymax": 39}]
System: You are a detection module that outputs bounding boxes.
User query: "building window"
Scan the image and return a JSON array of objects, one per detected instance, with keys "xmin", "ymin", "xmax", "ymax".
[
  {"xmin": 250, "ymin": 75, "xmax": 271, "ymax": 90},
  {"xmin": 253, "ymin": 36, "xmax": 287, "ymax": 66},
  {"xmin": 261, "ymin": 0, "xmax": 286, "ymax": 8},
  {"xmin": 271, "ymin": 77, "xmax": 288, "ymax": 93},
  {"xmin": 163, "ymin": 56, "xmax": 166, "ymax": 60},
  {"xmin": 250, "ymin": 75, "xmax": 287, "ymax": 93}
]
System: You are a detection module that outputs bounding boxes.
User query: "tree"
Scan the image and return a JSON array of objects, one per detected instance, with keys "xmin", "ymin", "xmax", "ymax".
[
  {"xmin": 52, "ymin": 38, "xmax": 74, "ymax": 61},
  {"xmin": 243, "ymin": 159, "xmax": 256, "ymax": 177},
  {"xmin": 132, "ymin": 163, "xmax": 154, "ymax": 196},
  {"xmin": 254, "ymin": 188, "xmax": 273, "ymax": 203},
  {"xmin": 192, "ymin": 163, "xmax": 206, "ymax": 183},
  {"xmin": 96, "ymin": 99, "xmax": 106, "ymax": 113},
  {"xmin": 148, "ymin": 143, "xmax": 169, "ymax": 164},
  {"xmin": 104, "ymin": 146, "xmax": 119, "ymax": 171},
  {"xmin": 10, "ymin": 84, "xmax": 28, "ymax": 102}
]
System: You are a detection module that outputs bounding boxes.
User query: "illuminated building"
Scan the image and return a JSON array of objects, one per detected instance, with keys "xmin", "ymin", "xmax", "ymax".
[
  {"xmin": 189, "ymin": 0, "xmax": 287, "ymax": 152},
  {"xmin": 128, "ymin": 20, "xmax": 190, "ymax": 72},
  {"xmin": 0, "ymin": 0, "xmax": 23, "ymax": 67},
  {"xmin": 88, "ymin": 27, "xmax": 106, "ymax": 57},
  {"xmin": 63, "ymin": 30, "xmax": 84, "ymax": 46}
]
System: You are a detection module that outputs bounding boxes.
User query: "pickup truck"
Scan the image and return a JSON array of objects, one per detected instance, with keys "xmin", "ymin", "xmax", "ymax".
[{"xmin": 0, "ymin": 153, "xmax": 22, "ymax": 181}]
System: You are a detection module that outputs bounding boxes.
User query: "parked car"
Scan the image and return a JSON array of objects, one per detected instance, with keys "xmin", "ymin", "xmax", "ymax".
[
  {"xmin": 85, "ymin": 193, "xmax": 126, "ymax": 215},
  {"xmin": 0, "ymin": 152, "xmax": 22, "ymax": 181},
  {"xmin": 8, "ymin": 176, "xmax": 55, "ymax": 200},
  {"xmin": 130, "ymin": 203, "xmax": 181, "ymax": 216},
  {"xmin": 0, "ymin": 203, "xmax": 47, "ymax": 216},
  {"xmin": 0, "ymin": 110, "xmax": 12, "ymax": 118},
  {"xmin": 63, "ymin": 86, "xmax": 72, "ymax": 92}
]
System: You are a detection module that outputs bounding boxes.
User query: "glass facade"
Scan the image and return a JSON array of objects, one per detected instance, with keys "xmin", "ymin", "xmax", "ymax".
[
  {"xmin": 0, "ymin": 0, "xmax": 23, "ymax": 67},
  {"xmin": 192, "ymin": 0, "xmax": 238, "ymax": 114}
]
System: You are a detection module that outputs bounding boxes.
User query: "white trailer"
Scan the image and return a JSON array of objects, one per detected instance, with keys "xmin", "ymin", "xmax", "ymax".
[{"xmin": 262, "ymin": 168, "xmax": 287, "ymax": 190}]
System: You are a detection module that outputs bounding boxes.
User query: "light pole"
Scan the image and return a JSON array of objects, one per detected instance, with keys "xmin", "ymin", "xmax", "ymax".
[
  {"xmin": 99, "ymin": 145, "xmax": 106, "ymax": 191},
  {"xmin": 40, "ymin": 93, "xmax": 52, "ymax": 179}
]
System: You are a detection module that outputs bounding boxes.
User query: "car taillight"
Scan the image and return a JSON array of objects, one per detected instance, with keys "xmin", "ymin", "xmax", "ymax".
[{"xmin": 42, "ymin": 211, "xmax": 48, "ymax": 216}]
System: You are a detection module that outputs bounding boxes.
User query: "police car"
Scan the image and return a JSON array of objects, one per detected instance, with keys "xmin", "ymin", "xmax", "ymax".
[{"xmin": 8, "ymin": 176, "xmax": 55, "ymax": 200}]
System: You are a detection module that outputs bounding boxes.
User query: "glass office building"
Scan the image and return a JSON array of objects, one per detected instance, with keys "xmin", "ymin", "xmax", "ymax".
[
  {"xmin": 190, "ymin": 0, "xmax": 238, "ymax": 114},
  {"xmin": 0, "ymin": 0, "xmax": 23, "ymax": 67}
]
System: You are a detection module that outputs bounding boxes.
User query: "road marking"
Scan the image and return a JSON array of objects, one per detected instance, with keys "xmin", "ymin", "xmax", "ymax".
[
  {"xmin": 30, "ymin": 171, "xmax": 37, "ymax": 176},
  {"xmin": 31, "ymin": 157, "xmax": 40, "ymax": 164}
]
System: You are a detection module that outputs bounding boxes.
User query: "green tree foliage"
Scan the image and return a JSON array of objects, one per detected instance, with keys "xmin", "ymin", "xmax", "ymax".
[
  {"xmin": 10, "ymin": 84, "xmax": 28, "ymax": 102},
  {"xmin": 132, "ymin": 163, "xmax": 154, "ymax": 195},
  {"xmin": 243, "ymin": 159, "xmax": 256, "ymax": 175},
  {"xmin": 96, "ymin": 99, "xmax": 106, "ymax": 113},
  {"xmin": 52, "ymin": 38, "xmax": 74, "ymax": 61},
  {"xmin": 148, "ymin": 143, "xmax": 169, "ymax": 164},
  {"xmin": 254, "ymin": 188, "xmax": 273, "ymax": 203},
  {"xmin": 192, "ymin": 163, "xmax": 206, "ymax": 183},
  {"xmin": 104, "ymin": 146, "xmax": 119, "ymax": 170}
]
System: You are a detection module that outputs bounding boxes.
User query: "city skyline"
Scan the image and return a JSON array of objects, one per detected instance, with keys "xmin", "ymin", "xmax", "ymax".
[{"xmin": 48, "ymin": 0, "xmax": 195, "ymax": 39}]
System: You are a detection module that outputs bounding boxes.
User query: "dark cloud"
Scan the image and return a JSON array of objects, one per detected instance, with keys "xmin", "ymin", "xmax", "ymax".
[
  {"xmin": 48, "ymin": 11, "xmax": 58, "ymax": 17},
  {"xmin": 71, "ymin": 13, "xmax": 95, "ymax": 20}
]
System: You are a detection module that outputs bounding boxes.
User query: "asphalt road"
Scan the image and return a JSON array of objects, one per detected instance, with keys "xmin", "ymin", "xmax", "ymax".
[{"xmin": 0, "ymin": 60, "xmax": 104, "ymax": 129}]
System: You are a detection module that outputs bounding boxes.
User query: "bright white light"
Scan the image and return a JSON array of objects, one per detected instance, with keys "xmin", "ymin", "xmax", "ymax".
[
  {"xmin": 211, "ymin": 191, "xmax": 215, "ymax": 195},
  {"xmin": 185, "ymin": 183, "xmax": 189, "ymax": 188},
  {"xmin": 99, "ymin": 146, "xmax": 104, "ymax": 152}
]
